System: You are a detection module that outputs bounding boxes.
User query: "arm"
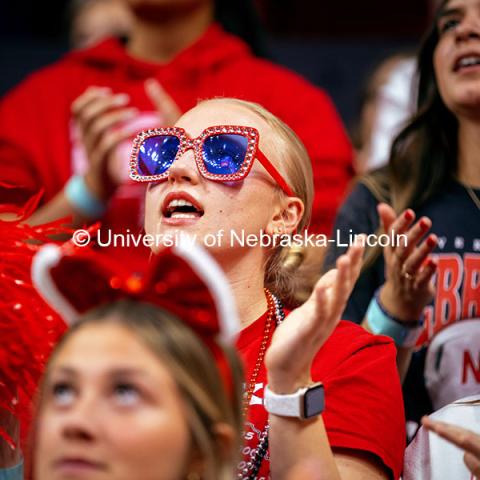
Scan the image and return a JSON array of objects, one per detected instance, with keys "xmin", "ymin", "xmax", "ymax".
[
  {"xmin": 4, "ymin": 80, "xmax": 181, "ymax": 227},
  {"xmin": 360, "ymin": 203, "xmax": 437, "ymax": 381},
  {"xmin": 266, "ymin": 239, "xmax": 392, "ymax": 479}
]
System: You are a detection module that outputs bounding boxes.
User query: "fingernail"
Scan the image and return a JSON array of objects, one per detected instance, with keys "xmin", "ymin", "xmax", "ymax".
[
  {"xmin": 427, "ymin": 236, "xmax": 437, "ymax": 248},
  {"xmin": 420, "ymin": 218, "xmax": 429, "ymax": 229},
  {"xmin": 114, "ymin": 93, "xmax": 130, "ymax": 105},
  {"xmin": 404, "ymin": 210, "xmax": 414, "ymax": 221},
  {"xmin": 146, "ymin": 78, "xmax": 160, "ymax": 91}
]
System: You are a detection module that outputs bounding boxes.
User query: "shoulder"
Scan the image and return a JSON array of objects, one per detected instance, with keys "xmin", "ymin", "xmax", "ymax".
[
  {"xmin": 315, "ymin": 320, "xmax": 396, "ymax": 369},
  {"xmin": 0, "ymin": 40, "xmax": 116, "ymax": 105},
  {"xmin": 329, "ymin": 177, "xmax": 384, "ymax": 238},
  {"xmin": 1, "ymin": 58, "xmax": 79, "ymax": 107},
  {"xmin": 314, "ymin": 321, "xmax": 405, "ymax": 479},
  {"xmin": 219, "ymin": 49, "xmax": 339, "ymax": 115},
  {"xmin": 341, "ymin": 180, "xmax": 381, "ymax": 214}
]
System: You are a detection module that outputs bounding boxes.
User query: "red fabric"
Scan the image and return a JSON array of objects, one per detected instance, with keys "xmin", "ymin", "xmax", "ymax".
[
  {"xmin": 0, "ymin": 24, "xmax": 352, "ymax": 258},
  {"xmin": 236, "ymin": 315, "xmax": 406, "ymax": 479},
  {"xmin": 0, "ymin": 197, "xmax": 68, "ymax": 448}
]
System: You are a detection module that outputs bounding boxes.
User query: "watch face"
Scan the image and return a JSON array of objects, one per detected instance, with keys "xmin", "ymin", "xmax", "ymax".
[{"xmin": 303, "ymin": 383, "xmax": 324, "ymax": 418}]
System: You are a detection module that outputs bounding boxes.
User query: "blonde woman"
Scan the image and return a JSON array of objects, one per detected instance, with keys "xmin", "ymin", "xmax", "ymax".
[{"xmin": 134, "ymin": 98, "xmax": 406, "ymax": 479}]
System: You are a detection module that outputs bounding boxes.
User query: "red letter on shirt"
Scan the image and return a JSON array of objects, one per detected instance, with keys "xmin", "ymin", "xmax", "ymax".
[
  {"xmin": 462, "ymin": 255, "xmax": 480, "ymax": 319},
  {"xmin": 462, "ymin": 350, "xmax": 480, "ymax": 384},
  {"xmin": 434, "ymin": 255, "xmax": 462, "ymax": 334}
]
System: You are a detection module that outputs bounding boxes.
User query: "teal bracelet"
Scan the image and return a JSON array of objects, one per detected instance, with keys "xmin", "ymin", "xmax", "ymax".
[
  {"xmin": 366, "ymin": 291, "xmax": 423, "ymax": 347},
  {"xmin": 64, "ymin": 175, "xmax": 107, "ymax": 219},
  {"xmin": 0, "ymin": 459, "xmax": 23, "ymax": 480}
]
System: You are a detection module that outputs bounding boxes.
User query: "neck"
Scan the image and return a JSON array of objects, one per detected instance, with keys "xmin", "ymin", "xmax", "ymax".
[
  {"xmin": 215, "ymin": 249, "xmax": 268, "ymax": 330},
  {"xmin": 457, "ymin": 118, "xmax": 480, "ymax": 188},
  {"xmin": 127, "ymin": 3, "xmax": 214, "ymax": 63}
]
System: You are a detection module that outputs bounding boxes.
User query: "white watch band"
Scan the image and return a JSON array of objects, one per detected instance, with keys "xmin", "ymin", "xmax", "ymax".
[
  {"xmin": 264, "ymin": 385, "xmax": 306, "ymax": 418},
  {"xmin": 263, "ymin": 383, "xmax": 324, "ymax": 420}
]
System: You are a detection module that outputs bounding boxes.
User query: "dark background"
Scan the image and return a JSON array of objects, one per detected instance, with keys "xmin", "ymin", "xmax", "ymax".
[{"xmin": 0, "ymin": 0, "xmax": 432, "ymax": 128}]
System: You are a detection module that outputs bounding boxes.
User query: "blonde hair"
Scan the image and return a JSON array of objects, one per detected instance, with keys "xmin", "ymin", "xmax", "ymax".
[
  {"xmin": 199, "ymin": 98, "xmax": 315, "ymax": 304},
  {"xmin": 32, "ymin": 300, "xmax": 243, "ymax": 480}
]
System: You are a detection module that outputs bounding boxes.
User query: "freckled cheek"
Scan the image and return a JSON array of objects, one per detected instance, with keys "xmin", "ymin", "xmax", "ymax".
[{"xmin": 144, "ymin": 191, "xmax": 162, "ymax": 234}]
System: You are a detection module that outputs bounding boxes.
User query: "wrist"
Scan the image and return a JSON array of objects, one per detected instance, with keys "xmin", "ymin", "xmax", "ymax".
[
  {"xmin": 65, "ymin": 175, "xmax": 108, "ymax": 219},
  {"xmin": 267, "ymin": 373, "xmax": 312, "ymax": 395},
  {"xmin": 84, "ymin": 171, "xmax": 113, "ymax": 202},
  {"xmin": 380, "ymin": 284, "xmax": 424, "ymax": 321},
  {"xmin": 366, "ymin": 289, "xmax": 424, "ymax": 347},
  {"xmin": 264, "ymin": 382, "xmax": 324, "ymax": 420}
]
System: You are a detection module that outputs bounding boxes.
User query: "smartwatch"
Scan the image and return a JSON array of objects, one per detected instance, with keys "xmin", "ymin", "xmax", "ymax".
[{"xmin": 264, "ymin": 382, "xmax": 324, "ymax": 420}]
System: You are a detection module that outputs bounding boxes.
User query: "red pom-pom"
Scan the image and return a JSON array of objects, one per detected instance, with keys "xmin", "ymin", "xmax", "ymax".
[{"xmin": 0, "ymin": 197, "xmax": 69, "ymax": 448}]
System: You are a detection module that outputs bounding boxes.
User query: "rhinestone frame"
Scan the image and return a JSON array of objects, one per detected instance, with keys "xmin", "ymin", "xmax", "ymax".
[{"xmin": 129, "ymin": 125, "xmax": 294, "ymax": 196}]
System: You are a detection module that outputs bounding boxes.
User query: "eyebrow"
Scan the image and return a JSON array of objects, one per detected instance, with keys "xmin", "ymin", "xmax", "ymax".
[
  {"xmin": 437, "ymin": 6, "xmax": 463, "ymax": 20},
  {"xmin": 49, "ymin": 366, "xmax": 150, "ymax": 379}
]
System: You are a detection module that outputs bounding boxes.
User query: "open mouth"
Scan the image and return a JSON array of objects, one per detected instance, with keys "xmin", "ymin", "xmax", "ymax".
[
  {"xmin": 54, "ymin": 457, "xmax": 107, "ymax": 473},
  {"xmin": 162, "ymin": 194, "xmax": 204, "ymax": 220},
  {"xmin": 454, "ymin": 54, "xmax": 480, "ymax": 72}
]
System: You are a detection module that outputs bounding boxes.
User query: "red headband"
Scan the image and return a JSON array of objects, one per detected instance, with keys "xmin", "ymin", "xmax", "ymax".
[{"xmin": 31, "ymin": 238, "xmax": 239, "ymax": 398}]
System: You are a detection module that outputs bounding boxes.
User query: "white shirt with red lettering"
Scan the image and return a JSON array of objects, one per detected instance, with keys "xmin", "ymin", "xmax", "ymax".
[{"xmin": 404, "ymin": 395, "xmax": 480, "ymax": 480}]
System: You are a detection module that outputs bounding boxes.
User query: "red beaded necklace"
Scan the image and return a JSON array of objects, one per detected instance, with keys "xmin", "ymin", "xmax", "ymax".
[{"xmin": 242, "ymin": 288, "xmax": 276, "ymax": 417}]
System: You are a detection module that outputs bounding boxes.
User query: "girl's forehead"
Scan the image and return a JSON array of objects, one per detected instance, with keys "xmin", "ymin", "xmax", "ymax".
[{"xmin": 176, "ymin": 101, "xmax": 271, "ymax": 139}]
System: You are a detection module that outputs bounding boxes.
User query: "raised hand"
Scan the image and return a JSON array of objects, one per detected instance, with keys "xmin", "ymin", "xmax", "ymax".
[
  {"xmin": 377, "ymin": 203, "xmax": 438, "ymax": 321},
  {"xmin": 265, "ymin": 238, "xmax": 364, "ymax": 393},
  {"xmin": 145, "ymin": 78, "xmax": 182, "ymax": 127},
  {"xmin": 71, "ymin": 86, "xmax": 139, "ymax": 201}
]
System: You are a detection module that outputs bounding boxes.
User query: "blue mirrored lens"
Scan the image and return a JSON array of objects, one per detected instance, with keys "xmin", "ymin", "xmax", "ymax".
[
  {"xmin": 137, "ymin": 135, "xmax": 180, "ymax": 176},
  {"xmin": 202, "ymin": 134, "xmax": 248, "ymax": 175}
]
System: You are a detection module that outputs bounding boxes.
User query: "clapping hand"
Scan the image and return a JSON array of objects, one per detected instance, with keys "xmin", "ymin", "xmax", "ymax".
[
  {"xmin": 265, "ymin": 238, "xmax": 364, "ymax": 393},
  {"xmin": 377, "ymin": 203, "xmax": 438, "ymax": 322}
]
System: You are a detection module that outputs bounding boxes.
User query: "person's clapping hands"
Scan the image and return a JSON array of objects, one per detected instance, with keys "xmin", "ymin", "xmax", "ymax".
[
  {"xmin": 266, "ymin": 237, "xmax": 364, "ymax": 393},
  {"xmin": 377, "ymin": 203, "xmax": 438, "ymax": 322},
  {"xmin": 71, "ymin": 79, "xmax": 181, "ymax": 204}
]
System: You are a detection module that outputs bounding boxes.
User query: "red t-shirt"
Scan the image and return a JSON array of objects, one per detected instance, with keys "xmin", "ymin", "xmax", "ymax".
[
  {"xmin": 236, "ymin": 313, "xmax": 406, "ymax": 479},
  {"xmin": 0, "ymin": 24, "xmax": 352, "ymax": 263}
]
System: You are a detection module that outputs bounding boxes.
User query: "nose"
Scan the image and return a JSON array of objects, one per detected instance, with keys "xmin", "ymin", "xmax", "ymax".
[
  {"xmin": 167, "ymin": 147, "xmax": 200, "ymax": 186},
  {"xmin": 455, "ymin": 14, "xmax": 480, "ymax": 42},
  {"xmin": 60, "ymin": 395, "xmax": 99, "ymax": 443}
]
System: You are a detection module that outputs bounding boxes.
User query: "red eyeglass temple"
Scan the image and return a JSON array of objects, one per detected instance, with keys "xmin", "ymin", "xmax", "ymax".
[{"xmin": 255, "ymin": 149, "xmax": 295, "ymax": 197}]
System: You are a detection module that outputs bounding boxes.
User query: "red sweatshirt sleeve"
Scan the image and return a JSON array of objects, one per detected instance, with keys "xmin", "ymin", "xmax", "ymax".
[{"xmin": 314, "ymin": 322, "xmax": 406, "ymax": 479}]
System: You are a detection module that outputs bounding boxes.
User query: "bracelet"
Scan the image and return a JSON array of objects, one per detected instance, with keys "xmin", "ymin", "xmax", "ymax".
[
  {"xmin": 0, "ymin": 459, "xmax": 23, "ymax": 480},
  {"xmin": 366, "ymin": 289, "xmax": 424, "ymax": 347},
  {"xmin": 64, "ymin": 175, "xmax": 107, "ymax": 219}
]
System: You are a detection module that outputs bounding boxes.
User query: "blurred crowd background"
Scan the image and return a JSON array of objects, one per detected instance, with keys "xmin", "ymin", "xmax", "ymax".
[{"xmin": 0, "ymin": 0, "xmax": 433, "ymax": 129}]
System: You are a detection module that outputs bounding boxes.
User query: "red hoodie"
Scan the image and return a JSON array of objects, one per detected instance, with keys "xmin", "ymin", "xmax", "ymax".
[{"xmin": 0, "ymin": 24, "xmax": 352, "ymax": 263}]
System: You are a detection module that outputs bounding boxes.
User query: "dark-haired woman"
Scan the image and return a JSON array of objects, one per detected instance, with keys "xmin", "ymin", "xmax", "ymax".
[{"xmin": 324, "ymin": 0, "xmax": 480, "ymax": 431}]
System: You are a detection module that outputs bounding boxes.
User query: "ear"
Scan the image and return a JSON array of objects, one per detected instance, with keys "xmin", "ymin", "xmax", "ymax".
[
  {"xmin": 212, "ymin": 422, "xmax": 236, "ymax": 461},
  {"xmin": 266, "ymin": 196, "xmax": 305, "ymax": 236}
]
